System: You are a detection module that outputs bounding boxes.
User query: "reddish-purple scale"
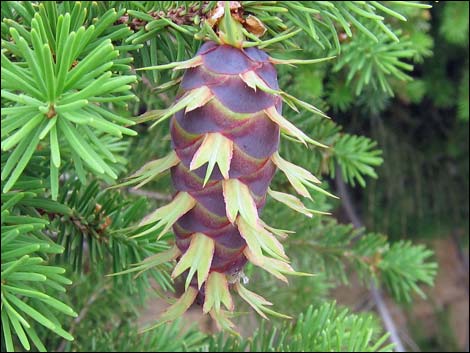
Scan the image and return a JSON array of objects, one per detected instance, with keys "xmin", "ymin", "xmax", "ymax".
[{"xmin": 170, "ymin": 42, "xmax": 280, "ymax": 276}]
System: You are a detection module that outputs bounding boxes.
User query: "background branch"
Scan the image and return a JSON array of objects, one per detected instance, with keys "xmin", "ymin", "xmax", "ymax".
[{"xmin": 335, "ymin": 165, "xmax": 407, "ymax": 352}]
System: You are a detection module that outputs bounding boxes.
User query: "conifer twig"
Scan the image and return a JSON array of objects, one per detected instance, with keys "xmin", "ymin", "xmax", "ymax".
[
  {"xmin": 56, "ymin": 284, "xmax": 110, "ymax": 352},
  {"xmin": 335, "ymin": 166, "xmax": 406, "ymax": 353},
  {"xmin": 451, "ymin": 230, "xmax": 469, "ymax": 351},
  {"xmin": 126, "ymin": 187, "xmax": 172, "ymax": 201}
]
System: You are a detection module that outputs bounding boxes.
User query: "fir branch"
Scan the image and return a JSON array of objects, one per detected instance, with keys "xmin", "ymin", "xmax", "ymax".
[
  {"xmin": 335, "ymin": 166, "xmax": 404, "ymax": 352},
  {"xmin": 206, "ymin": 302, "xmax": 394, "ymax": 352},
  {"xmin": 332, "ymin": 29, "xmax": 416, "ymax": 97},
  {"xmin": 1, "ymin": 2, "xmax": 137, "ymax": 196},
  {"xmin": 1, "ymin": 186, "xmax": 76, "ymax": 351},
  {"xmin": 47, "ymin": 179, "xmax": 175, "ymax": 295},
  {"xmin": 56, "ymin": 283, "xmax": 110, "ymax": 352},
  {"xmin": 331, "ymin": 134, "xmax": 384, "ymax": 187},
  {"xmin": 126, "ymin": 187, "xmax": 172, "ymax": 201}
]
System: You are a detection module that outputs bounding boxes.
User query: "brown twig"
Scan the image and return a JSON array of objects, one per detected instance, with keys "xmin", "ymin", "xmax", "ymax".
[
  {"xmin": 450, "ymin": 230, "xmax": 469, "ymax": 351},
  {"xmin": 116, "ymin": 2, "xmax": 212, "ymax": 30},
  {"xmin": 126, "ymin": 187, "xmax": 172, "ymax": 201},
  {"xmin": 56, "ymin": 284, "xmax": 110, "ymax": 352},
  {"xmin": 335, "ymin": 167, "xmax": 406, "ymax": 352}
]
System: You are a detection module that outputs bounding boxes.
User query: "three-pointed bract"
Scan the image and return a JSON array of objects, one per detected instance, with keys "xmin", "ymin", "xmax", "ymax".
[{"xmin": 131, "ymin": 40, "xmax": 332, "ymax": 331}]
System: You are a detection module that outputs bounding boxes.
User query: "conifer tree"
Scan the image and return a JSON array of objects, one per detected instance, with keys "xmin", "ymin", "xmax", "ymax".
[{"xmin": 1, "ymin": 1, "xmax": 440, "ymax": 351}]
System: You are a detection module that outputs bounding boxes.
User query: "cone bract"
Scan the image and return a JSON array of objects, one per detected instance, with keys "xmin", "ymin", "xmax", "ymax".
[
  {"xmin": 133, "ymin": 39, "xmax": 327, "ymax": 328},
  {"xmin": 171, "ymin": 42, "xmax": 280, "ymax": 276}
]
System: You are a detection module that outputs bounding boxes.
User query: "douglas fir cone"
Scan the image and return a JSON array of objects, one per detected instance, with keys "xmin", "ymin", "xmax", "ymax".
[{"xmin": 123, "ymin": 5, "xmax": 335, "ymax": 331}]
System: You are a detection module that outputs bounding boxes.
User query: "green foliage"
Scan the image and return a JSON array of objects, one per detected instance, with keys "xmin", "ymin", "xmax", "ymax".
[
  {"xmin": 439, "ymin": 1, "xmax": 469, "ymax": 46},
  {"xmin": 458, "ymin": 67, "xmax": 469, "ymax": 121},
  {"xmin": 48, "ymin": 299, "xmax": 393, "ymax": 352},
  {"xmin": 206, "ymin": 302, "xmax": 394, "ymax": 352},
  {"xmin": 45, "ymin": 271, "xmax": 207, "ymax": 352},
  {"xmin": 327, "ymin": 79, "xmax": 355, "ymax": 112},
  {"xmin": 333, "ymin": 29, "xmax": 415, "ymax": 96},
  {"xmin": 403, "ymin": 79, "xmax": 427, "ymax": 104},
  {"xmin": 361, "ymin": 1, "xmax": 469, "ymax": 239},
  {"xmin": 379, "ymin": 241, "xmax": 436, "ymax": 302},
  {"xmin": 276, "ymin": 115, "xmax": 383, "ymax": 188},
  {"xmin": 1, "ymin": 2, "xmax": 137, "ymax": 197},
  {"xmin": 1, "ymin": 182, "xmax": 76, "ymax": 351},
  {"xmin": 72, "ymin": 318, "xmax": 207, "ymax": 352},
  {"xmin": 330, "ymin": 134, "xmax": 383, "ymax": 187},
  {"xmin": 253, "ymin": 202, "xmax": 437, "ymax": 307},
  {"xmin": 120, "ymin": 1, "xmax": 432, "ymax": 54},
  {"xmin": 0, "ymin": 166, "xmax": 173, "ymax": 351},
  {"xmin": 408, "ymin": 30, "xmax": 433, "ymax": 63},
  {"xmin": 52, "ymin": 180, "xmax": 174, "ymax": 297}
]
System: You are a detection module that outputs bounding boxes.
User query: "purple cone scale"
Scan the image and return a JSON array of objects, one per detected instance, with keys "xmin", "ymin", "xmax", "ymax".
[
  {"xmin": 171, "ymin": 42, "xmax": 279, "ymax": 272},
  {"xmin": 133, "ymin": 40, "xmax": 328, "ymax": 330}
]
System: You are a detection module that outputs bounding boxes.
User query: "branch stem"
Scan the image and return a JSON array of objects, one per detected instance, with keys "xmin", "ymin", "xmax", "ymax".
[{"xmin": 335, "ymin": 166, "xmax": 406, "ymax": 353}]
